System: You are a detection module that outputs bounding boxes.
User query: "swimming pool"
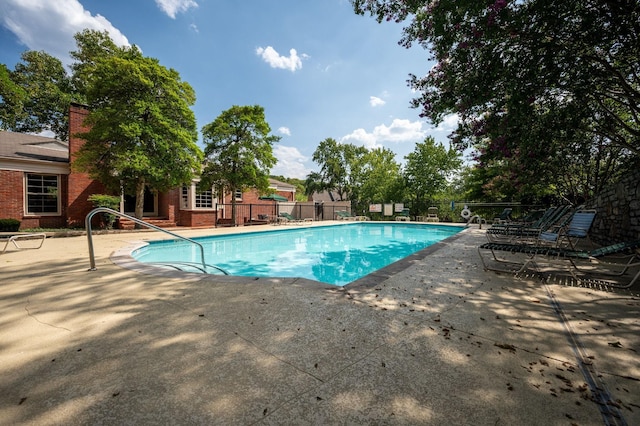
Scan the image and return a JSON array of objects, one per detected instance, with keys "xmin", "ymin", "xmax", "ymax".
[{"xmin": 132, "ymin": 222, "xmax": 462, "ymax": 286}]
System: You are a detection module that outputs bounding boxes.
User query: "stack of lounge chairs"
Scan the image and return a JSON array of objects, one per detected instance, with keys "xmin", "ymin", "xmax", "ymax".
[
  {"xmin": 485, "ymin": 205, "xmax": 574, "ymax": 244},
  {"xmin": 479, "ymin": 206, "xmax": 640, "ymax": 288},
  {"xmin": 478, "ymin": 239, "xmax": 640, "ymax": 288}
]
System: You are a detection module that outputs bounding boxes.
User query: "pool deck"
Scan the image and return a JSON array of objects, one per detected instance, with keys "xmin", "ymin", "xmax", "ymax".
[{"xmin": 1, "ymin": 222, "xmax": 639, "ymax": 425}]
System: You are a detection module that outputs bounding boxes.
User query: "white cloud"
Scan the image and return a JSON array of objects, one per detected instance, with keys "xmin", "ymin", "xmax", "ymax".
[
  {"xmin": 271, "ymin": 145, "xmax": 311, "ymax": 179},
  {"xmin": 431, "ymin": 113, "xmax": 459, "ymax": 132},
  {"xmin": 369, "ymin": 96, "xmax": 386, "ymax": 107},
  {"xmin": 278, "ymin": 127, "xmax": 291, "ymax": 136},
  {"xmin": 341, "ymin": 119, "xmax": 426, "ymax": 149},
  {"xmin": 155, "ymin": 0, "xmax": 198, "ymax": 19},
  {"xmin": 256, "ymin": 46, "xmax": 304, "ymax": 72},
  {"xmin": 0, "ymin": 0, "xmax": 129, "ymax": 66}
]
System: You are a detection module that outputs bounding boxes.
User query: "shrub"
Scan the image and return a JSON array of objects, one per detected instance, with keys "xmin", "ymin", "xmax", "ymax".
[
  {"xmin": 88, "ymin": 194, "xmax": 121, "ymax": 229},
  {"xmin": 0, "ymin": 218, "xmax": 21, "ymax": 232}
]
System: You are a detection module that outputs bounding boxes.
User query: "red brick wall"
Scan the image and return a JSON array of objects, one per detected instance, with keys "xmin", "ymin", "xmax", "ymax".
[
  {"xmin": 159, "ymin": 189, "xmax": 180, "ymax": 222},
  {"xmin": 178, "ymin": 210, "xmax": 218, "ymax": 227},
  {"xmin": 67, "ymin": 104, "xmax": 108, "ymax": 227},
  {"xmin": 0, "ymin": 170, "xmax": 23, "ymax": 220}
]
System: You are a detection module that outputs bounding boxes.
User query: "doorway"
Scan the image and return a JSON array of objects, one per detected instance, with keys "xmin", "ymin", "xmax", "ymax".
[{"xmin": 124, "ymin": 187, "xmax": 157, "ymax": 216}]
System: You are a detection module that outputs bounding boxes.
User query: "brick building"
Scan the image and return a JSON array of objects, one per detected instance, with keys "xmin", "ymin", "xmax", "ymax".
[{"xmin": 0, "ymin": 104, "xmax": 295, "ymax": 230}]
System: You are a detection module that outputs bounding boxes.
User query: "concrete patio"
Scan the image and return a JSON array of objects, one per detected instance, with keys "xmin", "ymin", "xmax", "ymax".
[{"xmin": 1, "ymin": 223, "xmax": 638, "ymax": 425}]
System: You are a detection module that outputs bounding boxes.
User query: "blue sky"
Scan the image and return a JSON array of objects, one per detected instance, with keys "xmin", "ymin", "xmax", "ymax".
[{"xmin": 0, "ymin": 0, "xmax": 458, "ymax": 179}]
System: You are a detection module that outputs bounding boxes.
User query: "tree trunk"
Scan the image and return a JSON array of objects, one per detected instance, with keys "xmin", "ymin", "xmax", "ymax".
[
  {"xmin": 231, "ymin": 186, "xmax": 237, "ymax": 226},
  {"xmin": 134, "ymin": 178, "xmax": 145, "ymax": 228}
]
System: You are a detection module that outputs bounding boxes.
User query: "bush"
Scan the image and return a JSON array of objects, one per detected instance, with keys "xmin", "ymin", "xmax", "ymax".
[
  {"xmin": 88, "ymin": 194, "xmax": 121, "ymax": 229},
  {"xmin": 0, "ymin": 218, "xmax": 21, "ymax": 232}
]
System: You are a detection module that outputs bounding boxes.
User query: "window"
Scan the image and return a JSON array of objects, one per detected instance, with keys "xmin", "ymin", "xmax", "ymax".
[
  {"xmin": 181, "ymin": 186, "xmax": 189, "ymax": 209},
  {"xmin": 195, "ymin": 183, "xmax": 213, "ymax": 208},
  {"xmin": 234, "ymin": 189, "xmax": 242, "ymax": 201},
  {"xmin": 26, "ymin": 174, "xmax": 59, "ymax": 214}
]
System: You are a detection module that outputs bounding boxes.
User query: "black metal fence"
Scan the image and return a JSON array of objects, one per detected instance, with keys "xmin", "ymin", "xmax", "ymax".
[
  {"xmin": 214, "ymin": 201, "xmax": 544, "ymax": 226},
  {"xmin": 214, "ymin": 202, "xmax": 352, "ymax": 226}
]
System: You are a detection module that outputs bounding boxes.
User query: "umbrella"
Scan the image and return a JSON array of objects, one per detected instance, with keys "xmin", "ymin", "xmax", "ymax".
[{"xmin": 259, "ymin": 194, "xmax": 288, "ymax": 202}]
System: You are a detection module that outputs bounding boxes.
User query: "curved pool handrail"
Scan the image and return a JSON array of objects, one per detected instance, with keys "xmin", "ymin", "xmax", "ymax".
[
  {"xmin": 147, "ymin": 261, "xmax": 229, "ymax": 275},
  {"xmin": 85, "ymin": 207, "xmax": 208, "ymax": 272}
]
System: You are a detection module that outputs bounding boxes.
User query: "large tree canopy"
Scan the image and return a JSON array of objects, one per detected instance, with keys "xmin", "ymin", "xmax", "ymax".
[
  {"xmin": 201, "ymin": 105, "xmax": 279, "ymax": 225},
  {"xmin": 404, "ymin": 136, "xmax": 462, "ymax": 212},
  {"xmin": 353, "ymin": 0, "xmax": 640, "ymax": 202},
  {"xmin": 0, "ymin": 51, "xmax": 72, "ymax": 139},
  {"xmin": 74, "ymin": 44, "xmax": 202, "ymax": 220}
]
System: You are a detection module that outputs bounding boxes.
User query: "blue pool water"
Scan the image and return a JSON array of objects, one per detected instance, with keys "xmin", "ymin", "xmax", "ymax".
[{"xmin": 132, "ymin": 223, "xmax": 462, "ymax": 286}]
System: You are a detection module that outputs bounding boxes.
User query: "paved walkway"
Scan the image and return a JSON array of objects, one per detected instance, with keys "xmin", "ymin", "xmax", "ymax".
[{"xmin": 1, "ymin": 224, "xmax": 638, "ymax": 425}]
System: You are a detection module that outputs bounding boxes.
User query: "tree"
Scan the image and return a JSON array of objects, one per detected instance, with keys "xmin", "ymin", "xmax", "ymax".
[
  {"xmin": 74, "ymin": 45, "xmax": 202, "ymax": 221},
  {"xmin": 403, "ymin": 137, "xmax": 461, "ymax": 214},
  {"xmin": 350, "ymin": 147, "xmax": 404, "ymax": 214},
  {"xmin": 0, "ymin": 51, "xmax": 72, "ymax": 139},
  {"xmin": 201, "ymin": 105, "xmax": 279, "ymax": 226},
  {"xmin": 69, "ymin": 29, "xmax": 123, "ymax": 102},
  {"xmin": 352, "ymin": 0, "xmax": 640, "ymax": 200},
  {"xmin": 0, "ymin": 63, "xmax": 27, "ymax": 131},
  {"xmin": 310, "ymin": 138, "xmax": 367, "ymax": 202}
]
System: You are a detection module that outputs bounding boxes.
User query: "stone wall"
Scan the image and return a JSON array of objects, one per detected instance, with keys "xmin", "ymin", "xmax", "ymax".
[{"xmin": 585, "ymin": 169, "xmax": 640, "ymax": 245}]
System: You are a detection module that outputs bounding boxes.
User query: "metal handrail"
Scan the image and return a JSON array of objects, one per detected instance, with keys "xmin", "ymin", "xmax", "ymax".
[{"xmin": 85, "ymin": 207, "xmax": 208, "ymax": 272}]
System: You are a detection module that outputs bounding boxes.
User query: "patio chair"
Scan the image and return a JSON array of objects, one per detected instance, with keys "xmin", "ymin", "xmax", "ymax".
[
  {"xmin": 478, "ymin": 240, "xmax": 640, "ymax": 288},
  {"xmin": 425, "ymin": 207, "xmax": 439, "ymax": 222}
]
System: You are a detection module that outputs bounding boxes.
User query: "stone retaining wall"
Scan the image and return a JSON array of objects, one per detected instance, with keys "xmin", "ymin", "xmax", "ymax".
[{"xmin": 585, "ymin": 169, "xmax": 640, "ymax": 245}]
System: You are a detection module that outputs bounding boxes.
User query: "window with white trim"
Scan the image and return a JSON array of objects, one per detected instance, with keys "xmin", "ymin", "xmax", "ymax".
[
  {"xmin": 234, "ymin": 189, "xmax": 242, "ymax": 201},
  {"xmin": 195, "ymin": 183, "xmax": 213, "ymax": 208},
  {"xmin": 26, "ymin": 173, "xmax": 60, "ymax": 214}
]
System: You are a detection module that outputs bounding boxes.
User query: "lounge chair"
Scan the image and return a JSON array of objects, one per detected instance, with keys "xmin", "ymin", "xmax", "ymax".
[
  {"xmin": 395, "ymin": 208, "xmax": 411, "ymax": 221},
  {"xmin": 537, "ymin": 210, "xmax": 596, "ymax": 249},
  {"xmin": 335, "ymin": 210, "xmax": 357, "ymax": 221},
  {"xmin": 478, "ymin": 240, "xmax": 640, "ymax": 288},
  {"xmin": 425, "ymin": 207, "xmax": 439, "ymax": 222},
  {"xmin": 279, "ymin": 212, "xmax": 312, "ymax": 225},
  {"xmin": 1, "ymin": 232, "xmax": 46, "ymax": 254},
  {"xmin": 492, "ymin": 208, "xmax": 513, "ymax": 224}
]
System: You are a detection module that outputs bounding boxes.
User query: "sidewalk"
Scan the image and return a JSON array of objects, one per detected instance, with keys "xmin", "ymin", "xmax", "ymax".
[{"xmin": 1, "ymin": 226, "xmax": 638, "ymax": 425}]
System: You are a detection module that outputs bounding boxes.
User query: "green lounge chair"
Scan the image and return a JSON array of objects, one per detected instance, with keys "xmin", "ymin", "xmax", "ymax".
[{"xmin": 279, "ymin": 212, "xmax": 313, "ymax": 224}]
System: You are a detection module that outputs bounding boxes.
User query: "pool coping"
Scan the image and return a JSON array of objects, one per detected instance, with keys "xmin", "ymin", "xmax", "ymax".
[{"xmin": 110, "ymin": 222, "xmax": 469, "ymax": 289}]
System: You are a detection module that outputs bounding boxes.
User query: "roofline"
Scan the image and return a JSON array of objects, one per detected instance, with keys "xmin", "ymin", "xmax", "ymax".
[{"xmin": 0, "ymin": 157, "xmax": 70, "ymax": 175}]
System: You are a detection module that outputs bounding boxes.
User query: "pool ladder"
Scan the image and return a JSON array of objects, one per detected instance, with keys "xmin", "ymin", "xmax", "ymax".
[{"xmin": 85, "ymin": 207, "xmax": 228, "ymax": 275}]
